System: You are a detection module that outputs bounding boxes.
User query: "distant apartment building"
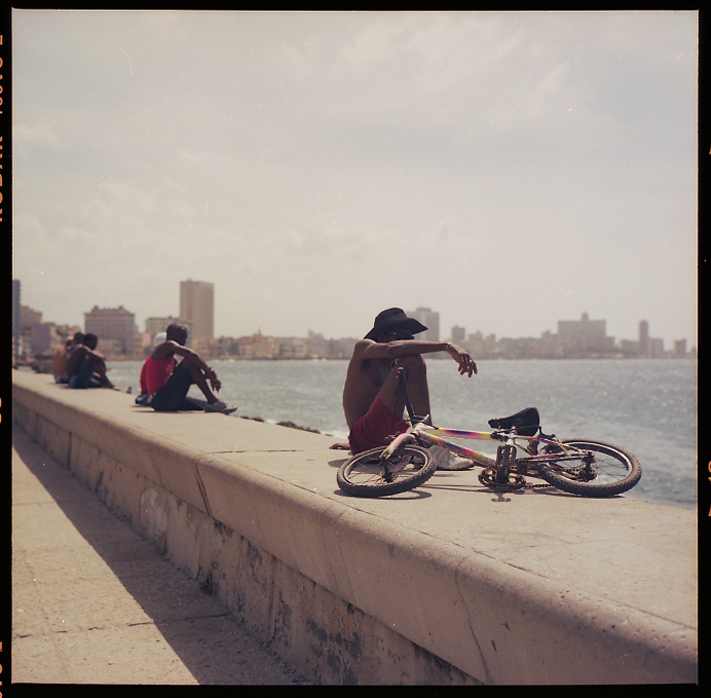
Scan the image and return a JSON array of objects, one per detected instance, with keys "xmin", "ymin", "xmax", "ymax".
[
  {"xmin": 145, "ymin": 316, "xmax": 194, "ymax": 348},
  {"xmin": 450, "ymin": 325, "xmax": 466, "ymax": 345},
  {"xmin": 84, "ymin": 305, "xmax": 137, "ymax": 356},
  {"xmin": 639, "ymin": 320, "xmax": 650, "ymax": 358},
  {"xmin": 30, "ymin": 322, "xmax": 69, "ymax": 356},
  {"xmin": 20, "ymin": 305, "xmax": 42, "ymax": 327},
  {"xmin": 30, "ymin": 322, "xmax": 51, "ymax": 355},
  {"xmin": 18, "ymin": 305, "xmax": 43, "ymax": 357},
  {"xmin": 649, "ymin": 337, "xmax": 665, "ymax": 358},
  {"xmin": 239, "ymin": 333, "xmax": 275, "ymax": 360},
  {"xmin": 639, "ymin": 320, "xmax": 666, "ymax": 358},
  {"xmin": 408, "ymin": 307, "xmax": 440, "ymax": 342},
  {"xmin": 619, "ymin": 339, "xmax": 639, "ymax": 356},
  {"xmin": 180, "ymin": 280, "xmax": 214, "ymax": 348},
  {"xmin": 460, "ymin": 330, "xmax": 498, "ymax": 358},
  {"xmin": 557, "ymin": 312, "xmax": 613, "ymax": 355}
]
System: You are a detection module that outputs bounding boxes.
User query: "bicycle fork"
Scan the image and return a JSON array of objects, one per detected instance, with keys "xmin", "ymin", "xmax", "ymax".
[{"xmin": 378, "ymin": 431, "xmax": 415, "ymax": 481}]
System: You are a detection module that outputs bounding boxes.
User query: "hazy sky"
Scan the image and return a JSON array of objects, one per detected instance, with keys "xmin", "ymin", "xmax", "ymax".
[{"xmin": 12, "ymin": 10, "xmax": 698, "ymax": 347}]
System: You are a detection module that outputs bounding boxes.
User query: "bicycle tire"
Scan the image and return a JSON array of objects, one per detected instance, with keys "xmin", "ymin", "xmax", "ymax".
[
  {"xmin": 538, "ymin": 439, "xmax": 641, "ymax": 497},
  {"xmin": 337, "ymin": 445, "xmax": 436, "ymax": 497}
]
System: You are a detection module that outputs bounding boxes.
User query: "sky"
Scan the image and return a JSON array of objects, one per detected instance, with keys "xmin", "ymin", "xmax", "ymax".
[{"xmin": 11, "ymin": 10, "xmax": 698, "ymax": 348}]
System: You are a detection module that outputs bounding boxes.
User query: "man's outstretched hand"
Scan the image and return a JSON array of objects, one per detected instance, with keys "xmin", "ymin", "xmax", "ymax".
[{"xmin": 446, "ymin": 343, "xmax": 477, "ymax": 377}]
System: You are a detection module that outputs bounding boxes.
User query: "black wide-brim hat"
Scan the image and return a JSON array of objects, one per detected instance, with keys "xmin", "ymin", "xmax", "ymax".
[{"xmin": 364, "ymin": 307, "xmax": 428, "ymax": 341}]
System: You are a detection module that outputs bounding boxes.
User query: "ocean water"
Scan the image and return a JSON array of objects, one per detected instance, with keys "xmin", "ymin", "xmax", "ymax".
[{"xmin": 106, "ymin": 358, "xmax": 698, "ymax": 510}]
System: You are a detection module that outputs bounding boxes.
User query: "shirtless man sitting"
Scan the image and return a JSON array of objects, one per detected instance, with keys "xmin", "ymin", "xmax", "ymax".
[
  {"xmin": 342, "ymin": 307, "xmax": 477, "ymax": 455},
  {"xmin": 140, "ymin": 323, "xmax": 236, "ymax": 413}
]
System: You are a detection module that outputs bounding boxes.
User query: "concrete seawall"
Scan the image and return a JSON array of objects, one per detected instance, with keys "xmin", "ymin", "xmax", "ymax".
[{"xmin": 11, "ymin": 370, "xmax": 698, "ymax": 685}]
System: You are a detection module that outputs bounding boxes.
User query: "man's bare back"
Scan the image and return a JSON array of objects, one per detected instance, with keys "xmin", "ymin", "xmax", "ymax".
[{"xmin": 342, "ymin": 340, "xmax": 397, "ymax": 427}]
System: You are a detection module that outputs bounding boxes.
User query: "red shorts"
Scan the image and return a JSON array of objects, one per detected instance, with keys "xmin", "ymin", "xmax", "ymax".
[{"xmin": 348, "ymin": 397, "xmax": 410, "ymax": 455}]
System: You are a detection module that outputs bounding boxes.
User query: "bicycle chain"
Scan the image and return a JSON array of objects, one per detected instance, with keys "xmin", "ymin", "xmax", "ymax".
[
  {"xmin": 479, "ymin": 467, "xmax": 553, "ymax": 491},
  {"xmin": 517, "ymin": 464, "xmax": 592, "ymax": 489},
  {"xmin": 513, "ymin": 465, "xmax": 591, "ymax": 490}
]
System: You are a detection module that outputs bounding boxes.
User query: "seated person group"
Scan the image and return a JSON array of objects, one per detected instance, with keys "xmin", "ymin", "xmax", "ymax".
[{"xmin": 55, "ymin": 308, "xmax": 478, "ymax": 454}]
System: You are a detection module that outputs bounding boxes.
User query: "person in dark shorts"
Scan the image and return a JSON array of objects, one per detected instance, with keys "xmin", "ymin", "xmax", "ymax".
[
  {"xmin": 342, "ymin": 308, "xmax": 477, "ymax": 455},
  {"xmin": 140, "ymin": 323, "xmax": 236, "ymax": 414},
  {"xmin": 65, "ymin": 333, "xmax": 118, "ymax": 390}
]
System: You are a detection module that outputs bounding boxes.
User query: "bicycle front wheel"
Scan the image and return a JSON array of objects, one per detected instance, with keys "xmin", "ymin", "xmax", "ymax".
[
  {"xmin": 538, "ymin": 439, "xmax": 641, "ymax": 497},
  {"xmin": 337, "ymin": 445, "xmax": 436, "ymax": 497}
]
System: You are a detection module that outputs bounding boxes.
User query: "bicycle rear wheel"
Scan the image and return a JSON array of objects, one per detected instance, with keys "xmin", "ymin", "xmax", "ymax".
[
  {"xmin": 538, "ymin": 439, "xmax": 641, "ymax": 497},
  {"xmin": 337, "ymin": 445, "xmax": 436, "ymax": 497}
]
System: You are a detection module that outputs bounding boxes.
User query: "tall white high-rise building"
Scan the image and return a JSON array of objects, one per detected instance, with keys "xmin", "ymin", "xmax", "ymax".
[
  {"xmin": 180, "ymin": 280, "xmax": 214, "ymax": 346},
  {"xmin": 639, "ymin": 320, "xmax": 650, "ymax": 358}
]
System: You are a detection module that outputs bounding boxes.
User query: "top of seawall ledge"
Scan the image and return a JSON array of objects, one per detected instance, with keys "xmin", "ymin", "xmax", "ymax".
[{"xmin": 11, "ymin": 369, "xmax": 698, "ymax": 685}]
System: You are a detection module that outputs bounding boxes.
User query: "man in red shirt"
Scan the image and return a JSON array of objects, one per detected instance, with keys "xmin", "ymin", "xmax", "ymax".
[{"xmin": 140, "ymin": 323, "xmax": 236, "ymax": 414}]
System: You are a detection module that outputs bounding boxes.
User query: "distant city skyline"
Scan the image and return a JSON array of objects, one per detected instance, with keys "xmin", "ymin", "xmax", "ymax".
[
  {"xmin": 14, "ymin": 276, "xmax": 695, "ymax": 352},
  {"xmin": 12, "ymin": 12, "xmax": 697, "ymax": 352}
]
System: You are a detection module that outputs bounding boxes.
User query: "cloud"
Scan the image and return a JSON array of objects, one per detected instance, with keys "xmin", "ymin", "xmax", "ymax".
[
  {"xmin": 11, "ymin": 10, "xmax": 698, "ymax": 345},
  {"xmin": 13, "ymin": 122, "xmax": 69, "ymax": 153}
]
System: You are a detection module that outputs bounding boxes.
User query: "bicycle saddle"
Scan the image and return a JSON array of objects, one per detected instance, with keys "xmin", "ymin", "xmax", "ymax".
[{"xmin": 488, "ymin": 407, "xmax": 540, "ymax": 436}]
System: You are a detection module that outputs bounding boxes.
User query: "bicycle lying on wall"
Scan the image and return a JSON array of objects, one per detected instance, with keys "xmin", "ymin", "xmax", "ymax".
[{"xmin": 336, "ymin": 368, "xmax": 642, "ymax": 498}]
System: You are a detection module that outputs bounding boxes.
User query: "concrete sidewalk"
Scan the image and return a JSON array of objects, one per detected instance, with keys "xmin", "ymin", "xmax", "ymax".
[{"xmin": 11, "ymin": 424, "xmax": 312, "ymax": 686}]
